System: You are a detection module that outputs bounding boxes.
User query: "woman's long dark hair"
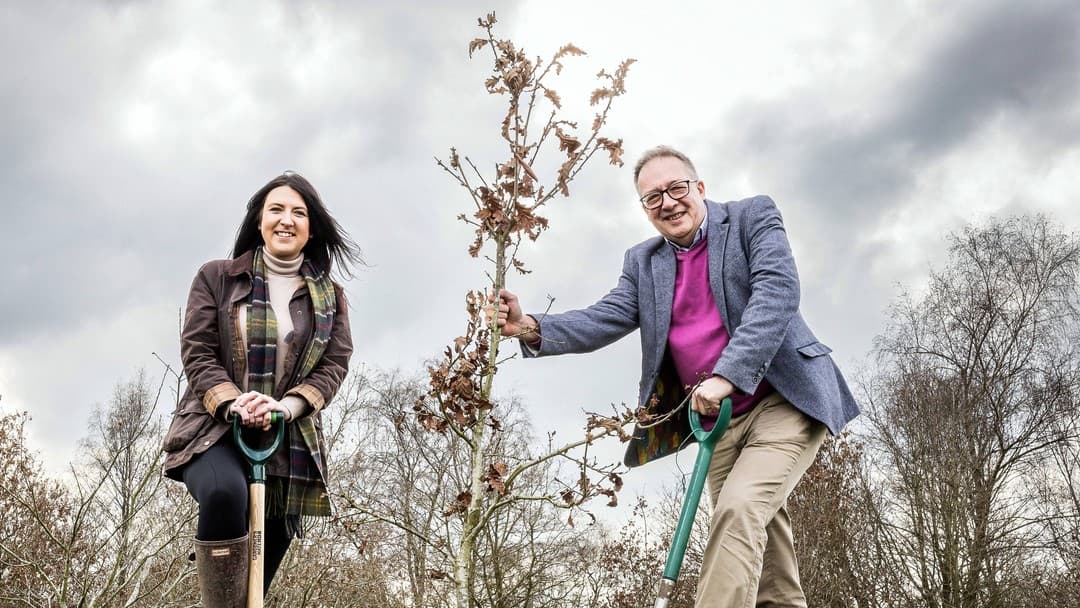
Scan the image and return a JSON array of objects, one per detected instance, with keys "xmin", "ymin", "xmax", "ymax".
[{"xmin": 231, "ymin": 172, "xmax": 362, "ymax": 278}]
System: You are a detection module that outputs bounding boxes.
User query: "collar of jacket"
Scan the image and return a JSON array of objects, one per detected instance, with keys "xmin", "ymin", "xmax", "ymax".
[
  {"xmin": 225, "ymin": 249, "xmax": 256, "ymax": 278},
  {"xmin": 704, "ymin": 198, "xmax": 730, "ymax": 227}
]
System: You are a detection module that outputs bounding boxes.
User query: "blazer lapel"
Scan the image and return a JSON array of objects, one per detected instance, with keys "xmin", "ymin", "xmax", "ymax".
[
  {"xmin": 651, "ymin": 244, "xmax": 676, "ymax": 366},
  {"xmin": 706, "ymin": 200, "xmax": 732, "ymax": 327}
]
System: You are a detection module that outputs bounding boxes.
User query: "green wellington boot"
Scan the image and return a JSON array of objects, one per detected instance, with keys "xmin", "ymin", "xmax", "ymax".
[{"xmin": 193, "ymin": 535, "xmax": 249, "ymax": 607}]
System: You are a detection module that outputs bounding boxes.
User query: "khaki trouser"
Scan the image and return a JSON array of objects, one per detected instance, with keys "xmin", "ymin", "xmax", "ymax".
[{"xmin": 696, "ymin": 392, "xmax": 827, "ymax": 608}]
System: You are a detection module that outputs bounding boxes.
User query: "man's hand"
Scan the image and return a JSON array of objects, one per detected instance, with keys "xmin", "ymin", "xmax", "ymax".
[
  {"xmin": 691, "ymin": 375, "xmax": 735, "ymax": 415},
  {"xmin": 485, "ymin": 289, "xmax": 540, "ymax": 343}
]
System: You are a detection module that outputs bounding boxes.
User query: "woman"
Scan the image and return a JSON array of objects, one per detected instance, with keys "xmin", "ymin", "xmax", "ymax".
[{"xmin": 162, "ymin": 172, "xmax": 359, "ymax": 606}]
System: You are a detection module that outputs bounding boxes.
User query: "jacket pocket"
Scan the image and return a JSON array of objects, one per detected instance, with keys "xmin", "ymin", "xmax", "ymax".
[
  {"xmin": 162, "ymin": 410, "xmax": 210, "ymax": 453},
  {"xmin": 797, "ymin": 341, "xmax": 833, "ymax": 357}
]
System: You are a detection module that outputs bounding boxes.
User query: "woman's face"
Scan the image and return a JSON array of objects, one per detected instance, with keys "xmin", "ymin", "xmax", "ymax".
[{"xmin": 259, "ymin": 185, "xmax": 311, "ymax": 260}]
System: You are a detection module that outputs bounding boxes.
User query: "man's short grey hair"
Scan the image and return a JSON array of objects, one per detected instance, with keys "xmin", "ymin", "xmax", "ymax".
[{"xmin": 633, "ymin": 145, "xmax": 699, "ymax": 186}]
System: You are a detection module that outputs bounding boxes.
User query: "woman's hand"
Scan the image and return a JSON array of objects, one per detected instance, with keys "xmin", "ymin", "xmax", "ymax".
[{"xmin": 232, "ymin": 391, "xmax": 290, "ymax": 430}]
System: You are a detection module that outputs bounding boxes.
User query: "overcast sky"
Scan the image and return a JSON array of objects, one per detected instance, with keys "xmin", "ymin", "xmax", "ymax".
[{"xmin": 2, "ymin": 1, "xmax": 1079, "ymax": 513}]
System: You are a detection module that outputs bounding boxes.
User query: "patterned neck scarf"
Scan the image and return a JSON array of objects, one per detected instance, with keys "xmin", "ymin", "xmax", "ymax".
[{"xmin": 247, "ymin": 247, "xmax": 336, "ymax": 521}]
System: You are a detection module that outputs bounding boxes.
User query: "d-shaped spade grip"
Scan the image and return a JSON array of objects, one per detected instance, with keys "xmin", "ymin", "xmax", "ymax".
[
  {"xmin": 654, "ymin": 397, "xmax": 732, "ymax": 608},
  {"xmin": 233, "ymin": 411, "xmax": 286, "ymax": 484}
]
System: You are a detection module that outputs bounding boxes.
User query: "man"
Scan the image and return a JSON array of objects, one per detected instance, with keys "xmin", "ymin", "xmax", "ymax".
[{"xmin": 486, "ymin": 146, "xmax": 859, "ymax": 607}]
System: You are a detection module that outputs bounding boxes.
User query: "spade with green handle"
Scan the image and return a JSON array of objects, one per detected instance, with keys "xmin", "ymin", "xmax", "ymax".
[{"xmin": 654, "ymin": 397, "xmax": 732, "ymax": 608}]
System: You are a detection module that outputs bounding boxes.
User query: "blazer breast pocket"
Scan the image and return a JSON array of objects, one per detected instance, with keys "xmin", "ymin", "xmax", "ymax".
[{"xmin": 796, "ymin": 341, "xmax": 833, "ymax": 357}]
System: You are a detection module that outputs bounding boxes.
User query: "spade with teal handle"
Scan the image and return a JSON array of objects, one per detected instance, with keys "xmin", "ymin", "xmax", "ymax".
[
  {"xmin": 654, "ymin": 397, "xmax": 732, "ymax": 608},
  {"xmin": 233, "ymin": 411, "xmax": 286, "ymax": 608}
]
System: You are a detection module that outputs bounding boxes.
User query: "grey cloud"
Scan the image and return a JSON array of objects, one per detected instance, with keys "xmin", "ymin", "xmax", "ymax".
[
  {"xmin": 0, "ymin": 0, "xmax": 510, "ymax": 346},
  {"xmin": 703, "ymin": 0, "xmax": 1080, "ymax": 378},
  {"xmin": 756, "ymin": 0, "xmax": 1080, "ymax": 225},
  {"xmin": 0, "ymin": 0, "xmax": 519, "ymax": 471},
  {"xmin": 894, "ymin": 1, "xmax": 1080, "ymax": 156}
]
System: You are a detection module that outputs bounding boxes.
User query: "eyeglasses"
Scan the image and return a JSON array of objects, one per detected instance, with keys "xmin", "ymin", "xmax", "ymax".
[{"xmin": 639, "ymin": 179, "xmax": 697, "ymax": 209}]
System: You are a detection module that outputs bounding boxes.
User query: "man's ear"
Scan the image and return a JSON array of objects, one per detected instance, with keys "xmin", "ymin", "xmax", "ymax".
[{"xmin": 696, "ymin": 179, "xmax": 706, "ymax": 197}]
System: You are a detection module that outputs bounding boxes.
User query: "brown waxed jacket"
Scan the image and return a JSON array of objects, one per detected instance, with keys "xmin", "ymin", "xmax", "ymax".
[{"xmin": 161, "ymin": 249, "xmax": 352, "ymax": 481}]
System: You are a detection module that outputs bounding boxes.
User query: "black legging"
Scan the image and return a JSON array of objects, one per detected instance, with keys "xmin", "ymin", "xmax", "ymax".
[{"xmin": 182, "ymin": 438, "xmax": 292, "ymax": 591}]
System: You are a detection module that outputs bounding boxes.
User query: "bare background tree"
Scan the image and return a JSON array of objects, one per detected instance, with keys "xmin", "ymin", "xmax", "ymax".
[
  {"xmin": 335, "ymin": 369, "xmax": 621, "ymax": 608},
  {"xmin": 788, "ymin": 433, "xmax": 895, "ymax": 607},
  {"xmin": 3, "ymin": 215, "xmax": 1078, "ymax": 608},
  {"xmin": 860, "ymin": 215, "xmax": 1080, "ymax": 608},
  {"xmin": 0, "ymin": 410, "xmax": 73, "ymax": 607},
  {"xmin": 0, "ymin": 371, "xmax": 197, "ymax": 608},
  {"xmin": 587, "ymin": 489, "xmax": 706, "ymax": 608}
]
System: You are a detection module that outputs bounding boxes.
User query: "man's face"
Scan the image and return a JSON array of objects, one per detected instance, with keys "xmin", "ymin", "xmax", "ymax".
[{"xmin": 637, "ymin": 155, "xmax": 707, "ymax": 247}]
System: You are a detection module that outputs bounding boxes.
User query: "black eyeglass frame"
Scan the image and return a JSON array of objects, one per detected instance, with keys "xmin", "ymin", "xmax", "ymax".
[{"xmin": 639, "ymin": 179, "xmax": 698, "ymax": 209}]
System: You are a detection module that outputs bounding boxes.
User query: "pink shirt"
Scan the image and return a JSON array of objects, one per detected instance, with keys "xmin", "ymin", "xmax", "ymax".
[{"xmin": 668, "ymin": 239, "xmax": 771, "ymax": 419}]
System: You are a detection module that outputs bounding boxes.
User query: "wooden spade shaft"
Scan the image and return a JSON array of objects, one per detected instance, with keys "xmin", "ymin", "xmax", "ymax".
[
  {"xmin": 248, "ymin": 482, "xmax": 267, "ymax": 606},
  {"xmin": 233, "ymin": 412, "xmax": 285, "ymax": 608}
]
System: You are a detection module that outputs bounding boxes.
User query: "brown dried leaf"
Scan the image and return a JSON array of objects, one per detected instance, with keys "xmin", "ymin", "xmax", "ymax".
[
  {"xmin": 589, "ymin": 87, "xmax": 612, "ymax": 106},
  {"xmin": 451, "ymin": 405, "xmax": 470, "ymax": 426},
  {"xmin": 445, "ymin": 491, "xmax": 472, "ymax": 516},
  {"xmin": 451, "ymin": 376, "xmax": 474, "ymax": 399},
  {"xmin": 510, "ymin": 203, "xmax": 549, "ymax": 240},
  {"xmin": 555, "ymin": 128, "xmax": 580, "ymax": 155},
  {"xmin": 516, "ymin": 175, "xmax": 536, "ymax": 199},
  {"xmin": 609, "ymin": 472, "xmax": 624, "ymax": 492},
  {"xmin": 599, "ymin": 487, "xmax": 618, "ymax": 507},
  {"xmin": 468, "ymin": 38, "xmax": 488, "ymax": 57},
  {"xmin": 614, "ymin": 58, "xmax": 637, "ymax": 92},
  {"xmin": 554, "ymin": 43, "xmax": 586, "ymax": 60},
  {"xmin": 505, "ymin": 67, "xmax": 523, "ymax": 92},
  {"xmin": 417, "ymin": 412, "xmax": 448, "ymax": 433},
  {"xmin": 485, "ymin": 75, "xmax": 507, "ymax": 95},
  {"xmin": 543, "ymin": 87, "xmax": 562, "ymax": 109},
  {"xmin": 597, "ymin": 137, "xmax": 625, "ymax": 167},
  {"xmin": 485, "ymin": 461, "xmax": 510, "ymax": 495},
  {"xmin": 556, "ymin": 157, "xmax": 574, "ymax": 196}
]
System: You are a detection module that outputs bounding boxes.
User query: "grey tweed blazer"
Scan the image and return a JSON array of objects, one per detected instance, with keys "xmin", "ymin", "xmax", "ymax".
[{"xmin": 524, "ymin": 196, "xmax": 859, "ymax": 465}]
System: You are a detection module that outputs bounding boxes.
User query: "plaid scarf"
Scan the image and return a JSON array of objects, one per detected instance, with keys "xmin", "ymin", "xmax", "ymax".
[{"xmin": 247, "ymin": 248, "xmax": 336, "ymax": 520}]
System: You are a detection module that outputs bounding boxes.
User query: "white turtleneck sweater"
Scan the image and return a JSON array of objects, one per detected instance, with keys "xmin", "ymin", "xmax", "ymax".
[{"xmin": 234, "ymin": 248, "xmax": 311, "ymax": 421}]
